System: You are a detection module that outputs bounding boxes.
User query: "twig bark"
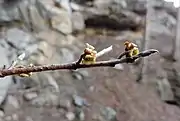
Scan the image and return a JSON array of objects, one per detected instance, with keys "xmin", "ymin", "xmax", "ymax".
[{"xmin": 0, "ymin": 49, "xmax": 158, "ymax": 78}]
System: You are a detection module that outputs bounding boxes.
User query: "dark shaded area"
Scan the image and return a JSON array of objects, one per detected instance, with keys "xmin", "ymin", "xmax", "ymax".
[
  {"xmin": 85, "ymin": 15, "xmax": 141, "ymax": 31},
  {"xmin": 2, "ymin": 0, "xmax": 21, "ymax": 7}
]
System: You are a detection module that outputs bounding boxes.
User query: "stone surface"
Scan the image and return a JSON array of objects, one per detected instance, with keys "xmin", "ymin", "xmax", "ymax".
[
  {"xmin": 72, "ymin": 69, "xmax": 89, "ymax": 80},
  {"xmin": 149, "ymin": 8, "xmax": 176, "ymax": 35},
  {"xmin": 51, "ymin": 10, "xmax": 73, "ymax": 34},
  {"xmin": 0, "ymin": 110, "xmax": 4, "ymax": 118},
  {"xmin": 23, "ymin": 92, "xmax": 38, "ymax": 101},
  {"xmin": 66, "ymin": 112, "xmax": 75, "ymax": 121},
  {"xmin": 31, "ymin": 92, "xmax": 59, "ymax": 107},
  {"xmin": 55, "ymin": 0, "xmax": 72, "ymax": 16},
  {"xmin": 44, "ymin": 74, "xmax": 59, "ymax": 93},
  {"xmin": 0, "ymin": 46, "xmax": 12, "ymax": 105},
  {"xmin": 113, "ymin": 64, "xmax": 124, "ymax": 71},
  {"xmin": 28, "ymin": 5, "xmax": 48, "ymax": 32},
  {"xmin": 59, "ymin": 48, "xmax": 75, "ymax": 63},
  {"xmin": 58, "ymin": 98, "xmax": 71, "ymax": 110},
  {"xmin": 73, "ymin": 95, "xmax": 90, "ymax": 107},
  {"xmin": 75, "ymin": 108, "xmax": 85, "ymax": 121},
  {"xmin": 5, "ymin": 28, "xmax": 36, "ymax": 49},
  {"xmin": 27, "ymin": 74, "xmax": 60, "ymax": 107},
  {"xmin": 0, "ymin": 3, "xmax": 20, "ymax": 22},
  {"xmin": 156, "ymin": 78, "xmax": 174, "ymax": 101},
  {"xmin": 94, "ymin": 0, "xmax": 127, "ymax": 11},
  {"xmin": 78, "ymin": 110, "xmax": 85, "ymax": 121},
  {"xmin": 73, "ymin": 95, "xmax": 84, "ymax": 107},
  {"xmin": 102, "ymin": 107, "xmax": 117, "ymax": 121},
  {"xmin": 12, "ymin": 113, "xmax": 19, "ymax": 121},
  {"xmin": 72, "ymin": 12, "xmax": 85, "ymax": 31},
  {"xmin": 3, "ymin": 95, "xmax": 20, "ymax": 114},
  {"xmin": 18, "ymin": 0, "xmax": 30, "ymax": 28}
]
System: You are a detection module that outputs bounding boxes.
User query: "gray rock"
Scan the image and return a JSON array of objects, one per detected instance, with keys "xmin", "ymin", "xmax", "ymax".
[
  {"xmin": 16, "ymin": 72, "xmax": 59, "ymax": 94},
  {"xmin": 75, "ymin": 108, "xmax": 85, "ymax": 121},
  {"xmin": 89, "ymin": 86, "xmax": 95, "ymax": 92},
  {"xmin": 4, "ymin": 116, "xmax": 12, "ymax": 121},
  {"xmin": 65, "ymin": 112, "xmax": 75, "ymax": 121},
  {"xmin": 3, "ymin": 95, "xmax": 20, "ymax": 114},
  {"xmin": 127, "ymin": 0, "xmax": 177, "ymax": 18},
  {"xmin": 12, "ymin": 113, "xmax": 18, "ymax": 121},
  {"xmin": 18, "ymin": 0, "xmax": 30, "ymax": 28},
  {"xmin": 34, "ymin": 73, "xmax": 59, "ymax": 93},
  {"xmin": 45, "ymin": 74, "xmax": 59, "ymax": 93},
  {"xmin": 24, "ymin": 44, "xmax": 39, "ymax": 56},
  {"xmin": 23, "ymin": 92, "xmax": 38, "ymax": 101},
  {"xmin": 0, "ymin": 38, "xmax": 10, "ymax": 49},
  {"xmin": 79, "ymin": 110, "xmax": 85, "ymax": 121},
  {"xmin": 59, "ymin": 48, "xmax": 75, "ymax": 63},
  {"xmin": 0, "ymin": 110, "xmax": 4, "ymax": 117},
  {"xmin": 35, "ymin": 0, "xmax": 48, "ymax": 19},
  {"xmin": 36, "ymin": 0, "xmax": 72, "ymax": 34},
  {"xmin": 29, "ymin": 77, "xmax": 59, "ymax": 107},
  {"xmin": 126, "ymin": 0, "xmax": 146, "ymax": 14},
  {"xmin": 0, "ymin": 47, "xmax": 12, "ymax": 105},
  {"xmin": 15, "ymin": 75, "xmax": 40, "ymax": 90},
  {"xmin": 31, "ymin": 93, "xmax": 59, "ymax": 107},
  {"xmin": 72, "ymin": 69, "xmax": 89, "ymax": 80},
  {"xmin": 72, "ymin": 72, "xmax": 83, "ymax": 80},
  {"xmin": 36, "ymin": 0, "xmax": 57, "ymax": 19},
  {"xmin": 102, "ymin": 107, "xmax": 117, "ymax": 121},
  {"xmin": 113, "ymin": 64, "xmax": 124, "ymax": 71},
  {"xmin": 149, "ymin": 8, "xmax": 176, "ymax": 35},
  {"xmin": 73, "ymin": 95, "xmax": 84, "ymax": 107},
  {"xmin": 59, "ymin": 86, "xmax": 77, "ymax": 99},
  {"xmin": 30, "ymin": 96, "xmax": 46, "ymax": 107},
  {"xmin": 156, "ymin": 78, "xmax": 174, "ymax": 101},
  {"xmin": 5, "ymin": 28, "xmax": 36, "ymax": 49},
  {"xmin": 94, "ymin": 0, "xmax": 127, "ymax": 11},
  {"xmin": 58, "ymin": 98, "xmax": 71, "ymax": 110},
  {"xmin": 25, "ymin": 116, "xmax": 33, "ymax": 121},
  {"xmin": 51, "ymin": 10, "xmax": 72, "ymax": 34},
  {"xmin": 92, "ymin": 113, "xmax": 105, "ymax": 121},
  {"xmin": 54, "ymin": 0, "xmax": 72, "ymax": 16},
  {"xmin": 72, "ymin": 12, "xmax": 85, "ymax": 31},
  {"xmin": 0, "ymin": 4, "xmax": 20, "ymax": 22},
  {"xmin": 163, "ymin": 1, "xmax": 177, "ymax": 17},
  {"xmin": 72, "ymin": 95, "xmax": 90, "ymax": 107},
  {"xmin": 28, "ymin": 5, "xmax": 48, "ymax": 32},
  {"xmin": 76, "ymin": 69, "xmax": 89, "ymax": 78}
]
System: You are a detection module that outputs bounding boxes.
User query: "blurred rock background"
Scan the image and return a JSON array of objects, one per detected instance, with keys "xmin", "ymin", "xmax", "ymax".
[{"xmin": 0, "ymin": 0, "xmax": 179, "ymax": 121}]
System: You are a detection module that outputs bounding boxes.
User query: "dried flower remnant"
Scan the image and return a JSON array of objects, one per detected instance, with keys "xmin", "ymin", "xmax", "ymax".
[
  {"xmin": 81, "ymin": 43, "xmax": 97, "ymax": 64},
  {"xmin": 124, "ymin": 40, "xmax": 139, "ymax": 58}
]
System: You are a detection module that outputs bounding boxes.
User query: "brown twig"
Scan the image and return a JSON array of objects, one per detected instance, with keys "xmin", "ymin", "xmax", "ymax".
[
  {"xmin": 117, "ymin": 50, "xmax": 130, "ymax": 59},
  {"xmin": 76, "ymin": 53, "xmax": 85, "ymax": 65},
  {"xmin": 0, "ymin": 49, "xmax": 158, "ymax": 78}
]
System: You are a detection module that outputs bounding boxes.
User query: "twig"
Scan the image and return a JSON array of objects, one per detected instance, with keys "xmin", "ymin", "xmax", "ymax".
[
  {"xmin": 117, "ymin": 51, "xmax": 130, "ymax": 59},
  {"xmin": 76, "ymin": 54, "xmax": 85, "ymax": 65},
  {"xmin": 0, "ymin": 49, "xmax": 158, "ymax": 78}
]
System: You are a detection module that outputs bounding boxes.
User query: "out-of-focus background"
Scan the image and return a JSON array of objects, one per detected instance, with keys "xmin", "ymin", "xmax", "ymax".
[{"xmin": 0, "ymin": 0, "xmax": 179, "ymax": 121}]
